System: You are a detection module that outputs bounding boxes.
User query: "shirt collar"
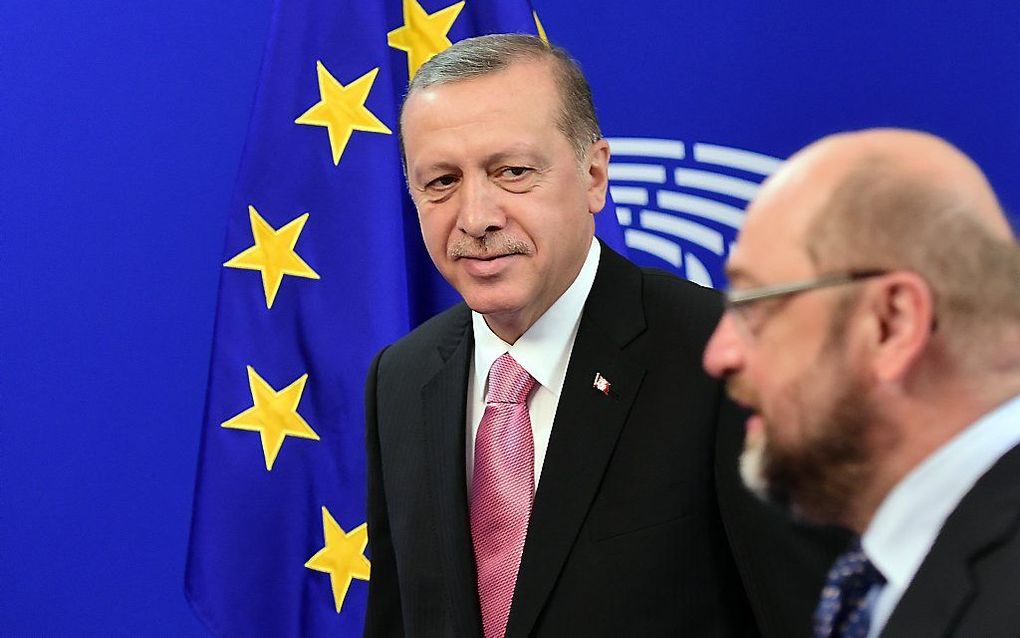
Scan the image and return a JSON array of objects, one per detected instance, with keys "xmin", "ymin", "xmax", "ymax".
[
  {"xmin": 863, "ymin": 393, "xmax": 1020, "ymax": 590},
  {"xmin": 472, "ymin": 238, "xmax": 600, "ymax": 398}
]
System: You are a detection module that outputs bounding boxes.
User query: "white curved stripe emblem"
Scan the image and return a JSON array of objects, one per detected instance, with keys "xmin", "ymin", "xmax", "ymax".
[
  {"xmin": 624, "ymin": 229, "xmax": 682, "ymax": 267},
  {"xmin": 607, "ymin": 138, "xmax": 785, "ymax": 288}
]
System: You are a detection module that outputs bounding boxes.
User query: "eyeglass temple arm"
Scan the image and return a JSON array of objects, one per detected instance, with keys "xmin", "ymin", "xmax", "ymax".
[{"xmin": 727, "ymin": 270, "xmax": 888, "ymax": 305}]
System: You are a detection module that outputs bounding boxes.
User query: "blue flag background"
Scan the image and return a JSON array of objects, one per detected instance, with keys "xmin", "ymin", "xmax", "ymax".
[
  {"xmin": 184, "ymin": 1, "xmax": 624, "ymax": 634},
  {"xmin": 3, "ymin": 1, "xmax": 1018, "ymax": 635}
]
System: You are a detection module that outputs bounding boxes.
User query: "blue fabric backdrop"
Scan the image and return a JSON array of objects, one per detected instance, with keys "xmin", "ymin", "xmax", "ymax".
[{"xmin": 3, "ymin": 1, "xmax": 1017, "ymax": 634}]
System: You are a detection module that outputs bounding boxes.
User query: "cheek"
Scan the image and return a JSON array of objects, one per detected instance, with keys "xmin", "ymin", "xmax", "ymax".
[
  {"xmin": 770, "ymin": 369, "xmax": 834, "ymax": 449},
  {"xmin": 757, "ymin": 371, "xmax": 805, "ymax": 438},
  {"xmin": 418, "ymin": 208, "xmax": 452, "ymax": 251}
]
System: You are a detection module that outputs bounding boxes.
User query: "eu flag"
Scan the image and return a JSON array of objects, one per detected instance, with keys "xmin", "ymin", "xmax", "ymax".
[{"xmin": 185, "ymin": 0, "xmax": 625, "ymax": 634}]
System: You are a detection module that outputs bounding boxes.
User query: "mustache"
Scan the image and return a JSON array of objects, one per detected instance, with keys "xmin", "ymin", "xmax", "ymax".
[
  {"xmin": 448, "ymin": 233, "xmax": 532, "ymax": 259},
  {"xmin": 726, "ymin": 376, "xmax": 759, "ymax": 410}
]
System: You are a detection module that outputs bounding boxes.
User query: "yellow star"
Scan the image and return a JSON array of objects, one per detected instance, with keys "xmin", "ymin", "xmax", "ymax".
[
  {"xmin": 533, "ymin": 10, "xmax": 549, "ymax": 45},
  {"xmin": 387, "ymin": 0, "xmax": 465, "ymax": 79},
  {"xmin": 295, "ymin": 62, "xmax": 392, "ymax": 166},
  {"xmin": 221, "ymin": 366, "xmax": 320, "ymax": 471},
  {"xmin": 223, "ymin": 205, "xmax": 320, "ymax": 309},
  {"xmin": 305, "ymin": 507, "xmax": 371, "ymax": 614}
]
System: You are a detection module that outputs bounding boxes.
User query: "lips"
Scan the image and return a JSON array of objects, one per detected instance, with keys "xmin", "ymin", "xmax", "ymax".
[
  {"xmin": 730, "ymin": 393, "xmax": 763, "ymax": 433},
  {"xmin": 459, "ymin": 253, "xmax": 520, "ymax": 277},
  {"xmin": 746, "ymin": 413, "xmax": 765, "ymax": 437},
  {"xmin": 457, "ymin": 252, "xmax": 513, "ymax": 261},
  {"xmin": 726, "ymin": 378, "xmax": 759, "ymax": 409}
]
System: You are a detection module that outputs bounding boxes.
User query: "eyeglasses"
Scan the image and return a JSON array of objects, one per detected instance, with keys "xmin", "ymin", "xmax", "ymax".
[{"xmin": 725, "ymin": 270, "xmax": 889, "ymax": 339}]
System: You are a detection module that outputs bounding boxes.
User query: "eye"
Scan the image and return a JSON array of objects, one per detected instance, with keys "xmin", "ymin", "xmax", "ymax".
[
  {"xmin": 730, "ymin": 298, "xmax": 781, "ymax": 338},
  {"xmin": 498, "ymin": 166, "xmax": 531, "ymax": 179},
  {"xmin": 493, "ymin": 166, "xmax": 537, "ymax": 193},
  {"xmin": 423, "ymin": 174, "xmax": 459, "ymax": 194},
  {"xmin": 732, "ymin": 301, "xmax": 765, "ymax": 334}
]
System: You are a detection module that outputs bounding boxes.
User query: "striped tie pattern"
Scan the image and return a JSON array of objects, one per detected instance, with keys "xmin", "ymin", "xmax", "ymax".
[
  {"xmin": 470, "ymin": 353, "xmax": 537, "ymax": 638},
  {"xmin": 814, "ymin": 539, "xmax": 886, "ymax": 638}
]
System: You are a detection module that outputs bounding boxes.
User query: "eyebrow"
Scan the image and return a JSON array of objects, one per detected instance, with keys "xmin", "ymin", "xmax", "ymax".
[
  {"xmin": 723, "ymin": 265, "xmax": 762, "ymax": 287},
  {"xmin": 483, "ymin": 148, "xmax": 542, "ymax": 165},
  {"xmin": 724, "ymin": 264, "xmax": 746, "ymax": 281},
  {"xmin": 411, "ymin": 148, "xmax": 545, "ymax": 184},
  {"xmin": 410, "ymin": 161, "xmax": 459, "ymax": 185}
]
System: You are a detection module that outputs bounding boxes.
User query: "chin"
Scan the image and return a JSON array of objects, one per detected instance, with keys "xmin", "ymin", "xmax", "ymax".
[
  {"xmin": 458, "ymin": 284, "xmax": 527, "ymax": 316},
  {"xmin": 739, "ymin": 440, "xmax": 769, "ymax": 502},
  {"xmin": 462, "ymin": 295, "xmax": 519, "ymax": 318},
  {"xmin": 739, "ymin": 431, "xmax": 797, "ymax": 516}
]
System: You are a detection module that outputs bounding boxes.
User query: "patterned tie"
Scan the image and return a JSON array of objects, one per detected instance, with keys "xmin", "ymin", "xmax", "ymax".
[
  {"xmin": 813, "ymin": 539, "xmax": 886, "ymax": 638},
  {"xmin": 470, "ymin": 353, "xmax": 537, "ymax": 638}
]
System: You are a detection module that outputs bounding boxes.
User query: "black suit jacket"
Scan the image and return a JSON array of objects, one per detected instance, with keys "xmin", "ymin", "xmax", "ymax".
[
  {"xmin": 365, "ymin": 244, "xmax": 841, "ymax": 636},
  {"xmin": 880, "ymin": 442, "xmax": 1020, "ymax": 637}
]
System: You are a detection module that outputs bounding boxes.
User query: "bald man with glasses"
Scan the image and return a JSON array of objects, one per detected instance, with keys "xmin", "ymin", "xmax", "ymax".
[{"xmin": 704, "ymin": 128, "xmax": 1020, "ymax": 638}]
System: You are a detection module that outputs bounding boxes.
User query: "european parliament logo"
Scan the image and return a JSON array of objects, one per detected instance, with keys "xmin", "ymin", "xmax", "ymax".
[{"xmin": 607, "ymin": 138, "xmax": 785, "ymax": 289}]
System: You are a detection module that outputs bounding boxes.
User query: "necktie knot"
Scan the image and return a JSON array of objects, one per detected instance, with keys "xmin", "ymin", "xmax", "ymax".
[
  {"xmin": 486, "ymin": 353, "xmax": 536, "ymax": 405},
  {"xmin": 814, "ymin": 539, "xmax": 886, "ymax": 638}
]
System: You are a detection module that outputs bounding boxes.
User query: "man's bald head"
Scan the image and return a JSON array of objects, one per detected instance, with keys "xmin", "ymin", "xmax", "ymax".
[
  {"xmin": 797, "ymin": 129, "xmax": 1007, "ymax": 236},
  {"xmin": 754, "ymin": 128, "xmax": 1020, "ymax": 367}
]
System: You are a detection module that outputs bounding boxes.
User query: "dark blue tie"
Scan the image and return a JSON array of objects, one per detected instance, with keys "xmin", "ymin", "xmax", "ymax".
[{"xmin": 813, "ymin": 540, "xmax": 886, "ymax": 638}]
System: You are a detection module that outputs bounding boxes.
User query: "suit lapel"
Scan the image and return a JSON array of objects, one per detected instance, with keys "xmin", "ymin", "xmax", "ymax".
[
  {"xmin": 880, "ymin": 443, "xmax": 1020, "ymax": 637},
  {"xmin": 507, "ymin": 246, "xmax": 647, "ymax": 637},
  {"xmin": 420, "ymin": 306, "xmax": 482, "ymax": 636}
]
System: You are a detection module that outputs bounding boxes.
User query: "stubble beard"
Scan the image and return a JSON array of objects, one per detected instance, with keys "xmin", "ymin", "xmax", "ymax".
[{"xmin": 739, "ymin": 350, "xmax": 876, "ymax": 527}]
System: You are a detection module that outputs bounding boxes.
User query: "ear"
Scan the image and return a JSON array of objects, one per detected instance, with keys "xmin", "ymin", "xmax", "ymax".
[
  {"xmin": 585, "ymin": 139, "xmax": 611, "ymax": 214},
  {"xmin": 865, "ymin": 272, "xmax": 935, "ymax": 383}
]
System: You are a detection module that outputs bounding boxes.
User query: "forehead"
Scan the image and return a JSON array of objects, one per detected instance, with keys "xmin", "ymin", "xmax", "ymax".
[
  {"xmin": 726, "ymin": 164, "xmax": 830, "ymax": 285},
  {"xmin": 400, "ymin": 60, "xmax": 563, "ymax": 157}
]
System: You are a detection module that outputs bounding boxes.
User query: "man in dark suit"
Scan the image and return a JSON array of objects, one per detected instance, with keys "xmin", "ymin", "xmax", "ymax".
[
  {"xmin": 703, "ymin": 128, "xmax": 1020, "ymax": 637},
  {"xmin": 365, "ymin": 34, "xmax": 838, "ymax": 637}
]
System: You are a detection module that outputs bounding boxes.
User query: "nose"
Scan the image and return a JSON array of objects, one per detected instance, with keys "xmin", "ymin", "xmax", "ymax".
[
  {"xmin": 703, "ymin": 313, "xmax": 745, "ymax": 379},
  {"xmin": 457, "ymin": 174, "xmax": 506, "ymax": 238}
]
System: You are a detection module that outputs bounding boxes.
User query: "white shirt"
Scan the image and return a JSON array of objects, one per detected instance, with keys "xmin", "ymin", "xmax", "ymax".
[
  {"xmin": 465, "ymin": 238, "xmax": 601, "ymax": 493},
  {"xmin": 863, "ymin": 393, "xmax": 1020, "ymax": 637}
]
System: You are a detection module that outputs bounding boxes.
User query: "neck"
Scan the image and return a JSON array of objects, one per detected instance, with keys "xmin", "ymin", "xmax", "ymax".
[
  {"xmin": 845, "ymin": 367, "xmax": 1020, "ymax": 534},
  {"xmin": 484, "ymin": 312, "xmax": 534, "ymax": 345}
]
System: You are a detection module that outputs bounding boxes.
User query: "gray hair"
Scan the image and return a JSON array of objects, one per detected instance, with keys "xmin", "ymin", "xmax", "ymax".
[
  {"xmin": 807, "ymin": 159, "xmax": 1020, "ymax": 365},
  {"xmin": 399, "ymin": 33, "xmax": 602, "ymax": 163}
]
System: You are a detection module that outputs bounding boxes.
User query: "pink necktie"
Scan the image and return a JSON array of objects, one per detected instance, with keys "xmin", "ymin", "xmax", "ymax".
[{"xmin": 470, "ymin": 352, "xmax": 537, "ymax": 638}]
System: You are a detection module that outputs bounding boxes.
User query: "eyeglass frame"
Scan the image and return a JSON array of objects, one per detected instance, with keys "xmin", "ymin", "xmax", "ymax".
[{"xmin": 724, "ymin": 269, "xmax": 890, "ymax": 338}]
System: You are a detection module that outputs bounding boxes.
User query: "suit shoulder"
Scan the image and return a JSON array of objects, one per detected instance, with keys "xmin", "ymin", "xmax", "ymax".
[
  {"xmin": 639, "ymin": 266, "xmax": 725, "ymax": 329},
  {"xmin": 377, "ymin": 302, "xmax": 470, "ymax": 369}
]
